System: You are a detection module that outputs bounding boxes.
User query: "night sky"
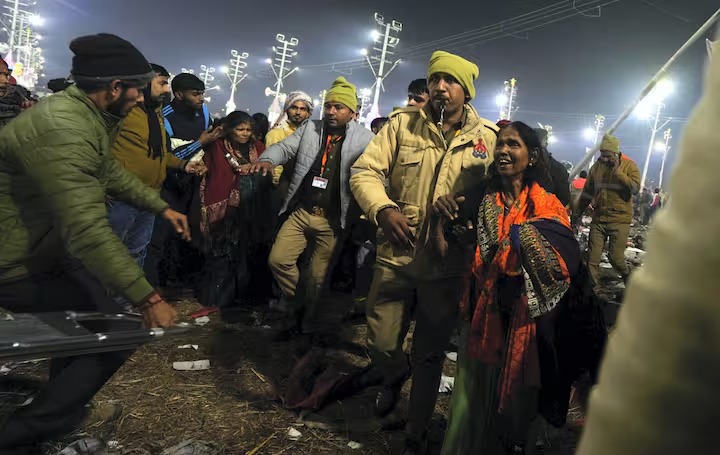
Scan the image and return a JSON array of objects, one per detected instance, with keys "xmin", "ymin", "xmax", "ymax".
[{"xmin": 39, "ymin": 0, "xmax": 718, "ymax": 186}]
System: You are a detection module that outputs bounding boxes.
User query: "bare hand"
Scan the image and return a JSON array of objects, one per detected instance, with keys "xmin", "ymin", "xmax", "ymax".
[
  {"xmin": 198, "ymin": 126, "xmax": 224, "ymax": 146},
  {"xmin": 185, "ymin": 161, "xmax": 208, "ymax": 176},
  {"xmin": 377, "ymin": 207, "xmax": 415, "ymax": 250},
  {"xmin": 432, "ymin": 194, "xmax": 465, "ymax": 222},
  {"xmin": 249, "ymin": 161, "xmax": 275, "ymax": 176},
  {"xmin": 162, "ymin": 208, "xmax": 191, "ymax": 241},
  {"xmin": 236, "ymin": 164, "xmax": 252, "ymax": 175},
  {"xmin": 142, "ymin": 294, "xmax": 178, "ymax": 328}
]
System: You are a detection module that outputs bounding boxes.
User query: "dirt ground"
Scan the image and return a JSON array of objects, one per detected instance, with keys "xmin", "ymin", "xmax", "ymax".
[{"xmin": 1, "ymin": 294, "xmax": 587, "ymax": 455}]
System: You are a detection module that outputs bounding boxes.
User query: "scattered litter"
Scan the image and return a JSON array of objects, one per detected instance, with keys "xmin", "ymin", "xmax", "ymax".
[
  {"xmin": 624, "ymin": 247, "xmax": 646, "ymax": 266},
  {"xmin": 177, "ymin": 344, "xmax": 199, "ymax": 350},
  {"xmin": 439, "ymin": 374, "xmax": 455, "ymax": 393},
  {"xmin": 107, "ymin": 440, "xmax": 122, "ymax": 449},
  {"xmin": 0, "ymin": 364, "xmax": 11, "ymax": 375},
  {"xmin": 160, "ymin": 439, "xmax": 219, "ymax": 455},
  {"xmin": 348, "ymin": 441, "xmax": 363, "ymax": 450},
  {"xmin": 445, "ymin": 352, "xmax": 458, "ymax": 362},
  {"xmin": 190, "ymin": 307, "xmax": 218, "ymax": 319},
  {"xmin": 251, "ymin": 367, "xmax": 267, "ymax": 384},
  {"xmin": 57, "ymin": 438, "xmax": 107, "ymax": 455},
  {"xmin": 287, "ymin": 427, "xmax": 302, "ymax": 441},
  {"xmin": 2, "ymin": 313, "xmax": 13, "ymax": 321},
  {"xmin": 261, "ymin": 325, "xmax": 272, "ymax": 329},
  {"xmin": 194, "ymin": 316, "xmax": 210, "ymax": 326},
  {"xmin": 173, "ymin": 360, "xmax": 210, "ymax": 371}
]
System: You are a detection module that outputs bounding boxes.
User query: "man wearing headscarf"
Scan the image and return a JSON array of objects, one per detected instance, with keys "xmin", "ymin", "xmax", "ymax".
[
  {"xmin": 0, "ymin": 33, "xmax": 187, "ymax": 453},
  {"xmin": 251, "ymin": 77, "xmax": 374, "ymax": 339},
  {"xmin": 266, "ymin": 91, "xmax": 314, "ymax": 187},
  {"xmin": 351, "ymin": 50, "xmax": 499, "ymax": 453},
  {"xmin": 109, "ymin": 63, "xmax": 203, "ymax": 308},
  {"xmin": 574, "ymin": 134, "xmax": 640, "ymax": 292}
]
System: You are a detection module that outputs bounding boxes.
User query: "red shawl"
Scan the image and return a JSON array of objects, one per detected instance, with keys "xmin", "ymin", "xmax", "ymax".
[
  {"xmin": 199, "ymin": 139, "xmax": 264, "ymax": 232},
  {"xmin": 462, "ymin": 182, "xmax": 571, "ymax": 414}
]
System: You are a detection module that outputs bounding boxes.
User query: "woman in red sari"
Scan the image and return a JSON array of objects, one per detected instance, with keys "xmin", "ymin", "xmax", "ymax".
[
  {"xmin": 434, "ymin": 122, "xmax": 603, "ymax": 454},
  {"xmin": 198, "ymin": 111, "xmax": 275, "ymax": 313}
]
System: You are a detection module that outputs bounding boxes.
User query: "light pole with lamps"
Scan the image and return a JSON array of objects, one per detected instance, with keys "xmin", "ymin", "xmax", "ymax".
[
  {"xmin": 638, "ymin": 79, "xmax": 673, "ymax": 191},
  {"xmin": 363, "ymin": 13, "xmax": 402, "ymax": 127},
  {"xmin": 658, "ymin": 128, "xmax": 672, "ymax": 190},
  {"xmin": 221, "ymin": 50, "xmax": 249, "ymax": 115},
  {"xmin": 267, "ymin": 34, "xmax": 299, "ymax": 124}
]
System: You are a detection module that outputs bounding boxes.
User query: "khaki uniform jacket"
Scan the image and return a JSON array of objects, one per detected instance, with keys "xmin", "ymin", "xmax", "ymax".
[
  {"xmin": 351, "ymin": 104, "xmax": 498, "ymax": 277},
  {"xmin": 581, "ymin": 155, "xmax": 641, "ymax": 224}
]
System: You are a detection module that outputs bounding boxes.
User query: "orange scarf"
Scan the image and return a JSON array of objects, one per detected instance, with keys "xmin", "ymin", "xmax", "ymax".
[{"xmin": 462, "ymin": 182, "xmax": 571, "ymax": 413}]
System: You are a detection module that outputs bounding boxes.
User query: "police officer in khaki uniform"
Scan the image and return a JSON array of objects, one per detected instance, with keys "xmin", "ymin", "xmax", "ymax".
[{"xmin": 350, "ymin": 50, "xmax": 499, "ymax": 453}]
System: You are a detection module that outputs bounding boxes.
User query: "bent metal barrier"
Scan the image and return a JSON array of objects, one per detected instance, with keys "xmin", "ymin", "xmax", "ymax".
[{"xmin": 0, "ymin": 311, "xmax": 193, "ymax": 363}]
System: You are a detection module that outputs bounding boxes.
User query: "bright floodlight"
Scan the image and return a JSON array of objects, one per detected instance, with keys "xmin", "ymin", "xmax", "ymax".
[
  {"xmin": 370, "ymin": 30, "xmax": 381, "ymax": 40},
  {"xmin": 220, "ymin": 65, "xmax": 229, "ymax": 74},
  {"xmin": 360, "ymin": 48, "xmax": 368, "ymax": 56},
  {"xmin": 634, "ymin": 99, "xmax": 653, "ymax": 120},
  {"xmin": 654, "ymin": 79, "xmax": 674, "ymax": 100},
  {"xmin": 583, "ymin": 128, "xmax": 595, "ymax": 141},
  {"xmin": 265, "ymin": 58, "xmax": 272, "ymax": 64},
  {"xmin": 495, "ymin": 93, "xmax": 508, "ymax": 107},
  {"xmin": 548, "ymin": 135, "xmax": 558, "ymax": 145},
  {"xmin": 313, "ymin": 98, "xmax": 320, "ymax": 106},
  {"xmin": 654, "ymin": 141, "xmax": 667, "ymax": 152},
  {"xmin": 28, "ymin": 15, "xmax": 44, "ymax": 26},
  {"xmin": 360, "ymin": 88, "xmax": 372, "ymax": 96}
]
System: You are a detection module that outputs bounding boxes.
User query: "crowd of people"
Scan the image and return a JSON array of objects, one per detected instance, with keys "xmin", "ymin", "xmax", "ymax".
[{"xmin": 0, "ymin": 30, "xmax": 712, "ymax": 455}]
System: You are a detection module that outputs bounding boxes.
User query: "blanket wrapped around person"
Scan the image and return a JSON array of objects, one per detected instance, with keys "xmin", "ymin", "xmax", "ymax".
[{"xmin": 441, "ymin": 122, "xmax": 606, "ymax": 455}]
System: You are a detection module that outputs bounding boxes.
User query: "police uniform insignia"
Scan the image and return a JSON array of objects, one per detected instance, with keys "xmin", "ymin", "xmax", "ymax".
[{"xmin": 473, "ymin": 140, "xmax": 488, "ymax": 159}]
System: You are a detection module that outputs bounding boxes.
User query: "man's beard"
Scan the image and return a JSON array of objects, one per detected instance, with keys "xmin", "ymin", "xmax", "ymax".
[
  {"xmin": 146, "ymin": 93, "xmax": 168, "ymax": 109},
  {"xmin": 107, "ymin": 91, "xmax": 137, "ymax": 118}
]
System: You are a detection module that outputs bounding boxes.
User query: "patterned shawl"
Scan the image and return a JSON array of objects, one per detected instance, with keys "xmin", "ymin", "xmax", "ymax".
[{"xmin": 462, "ymin": 181, "xmax": 572, "ymax": 413}]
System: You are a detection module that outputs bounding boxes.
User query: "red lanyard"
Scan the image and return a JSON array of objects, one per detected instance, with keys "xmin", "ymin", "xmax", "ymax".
[{"xmin": 320, "ymin": 135, "xmax": 342, "ymax": 175}]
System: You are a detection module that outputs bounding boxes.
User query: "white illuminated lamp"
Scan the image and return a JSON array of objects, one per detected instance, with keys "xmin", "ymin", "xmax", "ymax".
[
  {"xmin": 654, "ymin": 141, "xmax": 667, "ymax": 152},
  {"xmin": 582, "ymin": 127, "xmax": 595, "ymax": 141},
  {"xmin": 360, "ymin": 48, "xmax": 368, "ymax": 56},
  {"xmin": 28, "ymin": 15, "xmax": 45, "ymax": 26},
  {"xmin": 220, "ymin": 65, "xmax": 229, "ymax": 74},
  {"xmin": 370, "ymin": 30, "xmax": 381, "ymax": 41},
  {"xmin": 495, "ymin": 93, "xmax": 508, "ymax": 107}
]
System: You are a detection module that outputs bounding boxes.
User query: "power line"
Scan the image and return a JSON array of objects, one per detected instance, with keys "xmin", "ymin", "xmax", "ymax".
[{"xmin": 294, "ymin": 0, "xmax": 619, "ymax": 74}]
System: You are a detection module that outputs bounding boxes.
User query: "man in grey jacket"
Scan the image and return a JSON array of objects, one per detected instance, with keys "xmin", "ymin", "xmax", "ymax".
[{"xmin": 251, "ymin": 77, "xmax": 374, "ymax": 338}]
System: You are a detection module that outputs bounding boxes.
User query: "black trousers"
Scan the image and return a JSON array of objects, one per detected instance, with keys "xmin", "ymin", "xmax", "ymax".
[{"xmin": 0, "ymin": 266, "xmax": 132, "ymax": 454}]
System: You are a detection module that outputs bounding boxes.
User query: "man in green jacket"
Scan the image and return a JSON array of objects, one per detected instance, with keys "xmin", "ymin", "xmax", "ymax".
[
  {"xmin": 0, "ymin": 33, "xmax": 188, "ymax": 454},
  {"xmin": 575, "ymin": 134, "xmax": 641, "ymax": 291}
]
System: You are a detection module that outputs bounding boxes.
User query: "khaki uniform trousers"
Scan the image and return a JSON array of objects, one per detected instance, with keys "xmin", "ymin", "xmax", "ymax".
[
  {"xmin": 587, "ymin": 222, "xmax": 631, "ymax": 289},
  {"xmin": 366, "ymin": 263, "xmax": 463, "ymax": 439},
  {"xmin": 268, "ymin": 208, "xmax": 338, "ymax": 329}
]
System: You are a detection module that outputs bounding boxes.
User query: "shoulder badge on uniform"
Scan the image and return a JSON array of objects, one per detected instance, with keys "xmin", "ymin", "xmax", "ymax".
[{"xmin": 473, "ymin": 139, "xmax": 488, "ymax": 159}]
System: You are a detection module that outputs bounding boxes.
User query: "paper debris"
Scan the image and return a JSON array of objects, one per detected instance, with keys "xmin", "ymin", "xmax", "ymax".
[
  {"xmin": 177, "ymin": 344, "xmax": 199, "ymax": 350},
  {"xmin": 3, "ymin": 313, "xmax": 13, "ymax": 321},
  {"xmin": 0, "ymin": 364, "xmax": 11, "ymax": 374},
  {"xmin": 194, "ymin": 316, "xmax": 210, "ymax": 326},
  {"xmin": 439, "ymin": 374, "xmax": 455, "ymax": 393},
  {"xmin": 287, "ymin": 427, "xmax": 302, "ymax": 441},
  {"xmin": 173, "ymin": 360, "xmax": 210, "ymax": 371},
  {"xmin": 348, "ymin": 441, "xmax": 363, "ymax": 450},
  {"xmin": 446, "ymin": 352, "xmax": 458, "ymax": 362}
]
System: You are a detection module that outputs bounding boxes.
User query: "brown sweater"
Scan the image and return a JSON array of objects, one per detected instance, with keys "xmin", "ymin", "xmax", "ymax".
[{"xmin": 113, "ymin": 105, "xmax": 186, "ymax": 190}]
